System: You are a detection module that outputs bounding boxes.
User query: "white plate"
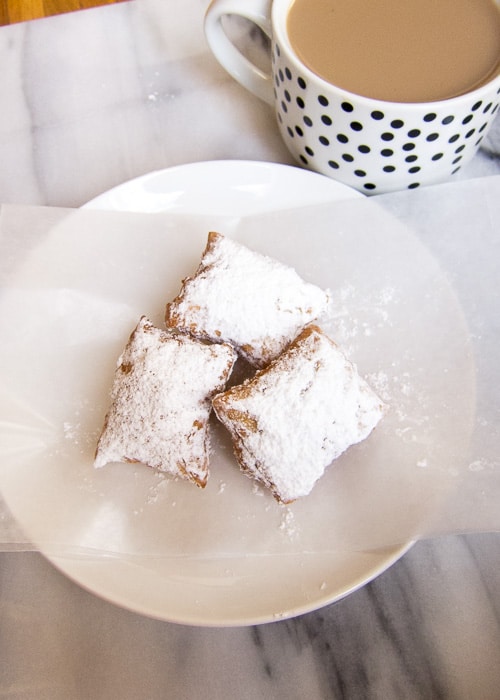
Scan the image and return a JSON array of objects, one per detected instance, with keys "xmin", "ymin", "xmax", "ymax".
[
  {"xmin": 0, "ymin": 161, "xmax": 473, "ymax": 626},
  {"xmin": 87, "ymin": 159, "xmax": 362, "ymax": 214}
]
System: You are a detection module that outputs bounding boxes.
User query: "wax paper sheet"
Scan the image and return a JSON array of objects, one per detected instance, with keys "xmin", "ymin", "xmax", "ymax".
[{"xmin": 0, "ymin": 176, "xmax": 499, "ymax": 563}]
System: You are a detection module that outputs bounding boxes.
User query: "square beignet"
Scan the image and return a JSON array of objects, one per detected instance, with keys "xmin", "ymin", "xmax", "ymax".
[
  {"xmin": 212, "ymin": 325, "xmax": 385, "ymax": 503},
  {"xmin": 165, "ymin": 232, "xmax": 331, "ymax": 368},
  {"xmin": 94, "ymin": 316, "xmax": 237, "ymax": 487}
]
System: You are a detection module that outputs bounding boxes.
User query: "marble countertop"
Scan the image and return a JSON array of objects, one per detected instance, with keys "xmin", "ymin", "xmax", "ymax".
[{"xmin": 1, "ymin": 1, "xmax": 500, "ymax": 697}]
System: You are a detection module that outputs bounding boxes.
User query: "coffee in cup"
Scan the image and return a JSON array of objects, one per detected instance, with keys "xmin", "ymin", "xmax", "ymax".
[
  {"xmin": 287, "ymin": 0, "xmax": 500, "ymax": 103},
  {"xmin": 204, "ymin": 0, "xmax": 500, "ymax": 193}
]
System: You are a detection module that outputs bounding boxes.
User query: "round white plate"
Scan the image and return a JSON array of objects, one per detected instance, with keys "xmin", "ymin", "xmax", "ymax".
[
  {"xmin": 87, "ymin": 159, "xmax": 362, "ymax": 214},
  {"xmin": 0, "ymin": 161, "xmax": 473, "ymax": 626}
]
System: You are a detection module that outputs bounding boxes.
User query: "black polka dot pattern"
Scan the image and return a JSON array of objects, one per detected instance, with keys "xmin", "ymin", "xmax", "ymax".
[{"xmin": 271, "ymin": 43, "xmax": 500, "ymax": 193}]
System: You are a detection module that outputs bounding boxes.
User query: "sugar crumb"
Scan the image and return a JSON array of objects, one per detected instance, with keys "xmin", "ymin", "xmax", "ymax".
[{"xmin": 279, "ymin": 508, "xmax": 299, "ymax": 538}]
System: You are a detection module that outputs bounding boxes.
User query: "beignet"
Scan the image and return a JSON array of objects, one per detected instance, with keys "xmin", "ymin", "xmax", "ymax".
[
  {"xmin": 165, "ymin": 232, "xmax": 331, "ymax": 368},
  {"xmin": 212, "ymin": 325, "xmax": 385, "ymax": 503},
  {"xmin": 94, "ymin": 316, "xmax": 237, "ymax": 487}
]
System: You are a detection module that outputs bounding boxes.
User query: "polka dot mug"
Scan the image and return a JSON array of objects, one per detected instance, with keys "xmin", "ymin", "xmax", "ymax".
[{"xmin": 204, "ymin": 0, "xmax": 500, "ymax": 194}]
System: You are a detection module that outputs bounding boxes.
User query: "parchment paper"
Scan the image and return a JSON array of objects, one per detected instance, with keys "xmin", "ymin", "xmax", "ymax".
[{"xmin": 0, "ymin": 175, "xmax": 499, "ymax": 559}]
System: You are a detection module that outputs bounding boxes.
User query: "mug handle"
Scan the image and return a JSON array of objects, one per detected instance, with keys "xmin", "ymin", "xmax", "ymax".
[{"xmin": 204, "ymin": 0, "xmax": 274, "ymax": 105}]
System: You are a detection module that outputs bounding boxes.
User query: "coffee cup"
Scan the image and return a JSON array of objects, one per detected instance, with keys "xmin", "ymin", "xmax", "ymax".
[{"xmin": 204, "ymin": 0, "xmax": 500, "ymax": 194}]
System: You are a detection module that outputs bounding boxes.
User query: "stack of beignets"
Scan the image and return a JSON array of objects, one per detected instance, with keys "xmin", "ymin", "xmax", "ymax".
[{"xmin": 95, "ymin": 232, "xmax": 384, "ymax": 501}]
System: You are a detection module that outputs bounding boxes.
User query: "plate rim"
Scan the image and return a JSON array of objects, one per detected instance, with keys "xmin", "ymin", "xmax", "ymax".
[{"xmin": 85, "ymin": 159, "xmax": 364, "ymax": 212}]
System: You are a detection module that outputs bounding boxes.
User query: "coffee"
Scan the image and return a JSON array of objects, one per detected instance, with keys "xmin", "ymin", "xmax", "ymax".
[{"xmin": 286, "ymin": 0, "xmax": 500, "ymax": 103}]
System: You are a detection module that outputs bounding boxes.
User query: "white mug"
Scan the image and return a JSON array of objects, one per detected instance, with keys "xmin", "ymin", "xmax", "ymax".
[{"xmin": 205, "ymin": 0, "xmax": 500, "ymax": 194}]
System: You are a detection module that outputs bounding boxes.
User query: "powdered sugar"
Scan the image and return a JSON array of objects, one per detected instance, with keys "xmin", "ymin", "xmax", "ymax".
[
  {"xmin": 213, "ymin": 326, "xmax": 385, "ymax": 503},
  {"xmin": 279, "ymin": 508, "xmax": 299, "ymax": 539},
  {"xmin": 94, "ymin": 316, "xmax": 237, "ymax": 486},
  {"xmin": 165, "ymin": 232, "xmax": 331, "ymax": 367},
  {"xmin": 329, "ymin": 283, "xmax": 397, "ymax": 351},
  {"xmin": 95, "ymin": 236, "xmax": 384, "ymax": 504}
]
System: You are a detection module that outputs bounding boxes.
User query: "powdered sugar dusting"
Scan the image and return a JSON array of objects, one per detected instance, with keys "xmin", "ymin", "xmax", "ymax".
[
  {"xmin": 330, "ymin": 283, "xmax": 397, "ymax": 353},
  {"xmin": 279, "ymin": 508, "xmax": 299, "ymax": 539},
  {"xmin": 94, "ymin": 316, "xmax": 237, "ymax": 486},
  {"xmin": 165, "ymin": 232, "xmax": 331, "ymax": 367},
  {"xmin": 213, "ymin": 326, "xmax": 385, "ymax": 503}
]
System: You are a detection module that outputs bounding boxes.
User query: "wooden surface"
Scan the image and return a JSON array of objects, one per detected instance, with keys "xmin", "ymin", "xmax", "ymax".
[{"xmin": 0, "ymin": 0, "xmax": 127, "ymax": 25}]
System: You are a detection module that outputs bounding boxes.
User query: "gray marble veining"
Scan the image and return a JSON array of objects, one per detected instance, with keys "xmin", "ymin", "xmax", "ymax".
[
  {"xmin": 0, "ymin": 0, "xmax": 291, "ymax": 208},
  {"xmin": 2, "ymin": 536, "xmax": 500, "ymax": 699},
  {"xmin": 0, "ymin": 1, "xmax": 499, "ymax": 697},
  {"xmin": 1, "ymin": 0, "xmax": 497, "ymax": 209}
]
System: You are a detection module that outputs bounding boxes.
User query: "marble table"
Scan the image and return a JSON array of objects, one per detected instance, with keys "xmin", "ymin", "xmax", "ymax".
[{"xmin": 1, "ymin": 1, "xmax": 500, "ymax": 697}]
